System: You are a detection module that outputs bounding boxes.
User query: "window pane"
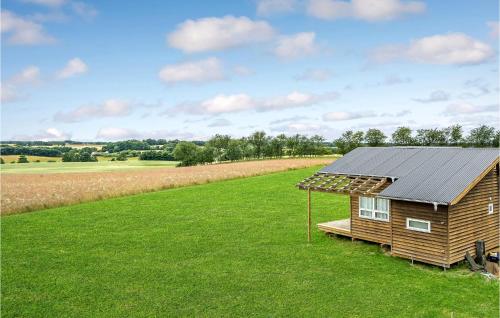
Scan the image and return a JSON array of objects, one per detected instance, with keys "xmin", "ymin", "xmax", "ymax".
[
  {"xmin": 375, "ymin": 212, "xmax": 388, "ymax": 220},
  {"xmin": 360, "ymin": 197, "xmax": 373, "ymax": 210},
  {"xmin": 360, "ymin": 209, "xmax": 372, "ymax": 218},
  {"xmin": 408, "ymin": 220, "xmax": 429, "ymax": 231},
  {"xmin": 376, "ymin": 198, "xmax": 389, "ymax": 212}
]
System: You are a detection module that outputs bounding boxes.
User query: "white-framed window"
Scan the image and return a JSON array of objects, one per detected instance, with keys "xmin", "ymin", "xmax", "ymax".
[
  {"xmin": 406, "ymin": 218, "xmax": 431, "ymax": 233},
  {"xmin": 359, "ymin": 196, "xmax": 390, "ymax": 222},
  {"xmin": 488, "ymin": 203, "xmax": 494, "ymax": 215}
]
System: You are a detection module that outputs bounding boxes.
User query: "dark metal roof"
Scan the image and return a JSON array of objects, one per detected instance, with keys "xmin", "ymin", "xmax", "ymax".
[{"xmin": 320, "ymin": 147, "xmax": 499, "ymax": 204}]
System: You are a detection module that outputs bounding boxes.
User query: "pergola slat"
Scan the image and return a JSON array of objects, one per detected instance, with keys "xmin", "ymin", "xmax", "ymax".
[{"xmin": 297, "ymin": 172, "xmax": 390, "ymax": 196}]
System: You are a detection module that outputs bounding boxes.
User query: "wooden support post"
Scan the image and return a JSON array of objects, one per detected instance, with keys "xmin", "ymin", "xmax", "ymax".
[{"xmin": 307, "ymin": 188, "xmax": 311, "ymax": 243}]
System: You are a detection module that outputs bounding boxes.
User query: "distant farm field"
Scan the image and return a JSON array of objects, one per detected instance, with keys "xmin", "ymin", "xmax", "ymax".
[
  {"xmin": 0, "ymin": 158, "xmax": 332, "ymax": 214},
  {"xmin": 0, "ymin": 158, "xmax": 177, "ymax": 174},
  {"xmin": 2, "ymin": 167, "xmax": 497, "ymax": 317},
  {"xmin": 1, "ymin": 155, "xmax": 62, "ymax": 163}
]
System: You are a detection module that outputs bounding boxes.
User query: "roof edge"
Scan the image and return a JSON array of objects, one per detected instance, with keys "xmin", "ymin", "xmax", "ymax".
[{"xmin": 449, "ymin": 157, "xmax": 499, "ymax": 205}]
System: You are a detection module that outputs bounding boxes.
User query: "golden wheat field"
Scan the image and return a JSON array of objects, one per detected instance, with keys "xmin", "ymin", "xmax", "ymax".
[{"xmin": 0, "ymin": 158, "xmax": 332, "ymax": 214}]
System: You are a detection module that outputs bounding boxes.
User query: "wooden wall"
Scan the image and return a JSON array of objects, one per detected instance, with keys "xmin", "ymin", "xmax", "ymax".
[
  {"xmin": 448, "ymin": 165, "xmax": 500, "ymax": 264},
  {"xmin": 391, "ymin": 200, "xmax": 449, "ymax": 267},
  {"xmin": 350, "ymin": 195, "xmax": 392, "ymax": 244}
]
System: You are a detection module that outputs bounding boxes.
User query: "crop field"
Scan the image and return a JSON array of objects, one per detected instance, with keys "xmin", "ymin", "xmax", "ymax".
[
  {"xmin": 0, "ymin": 158, "xmax": 331, "ymax": 214},
  {"xmin": 1, "ymin": 155, "xmax": 62, "ymax": 163},
  {"xmin": 2, "ymin": 167, "xmax": 498, "ymax": 317},
  {"xmin": 0, "ymin": 158, "xmax": 177, "ymax": 174}
]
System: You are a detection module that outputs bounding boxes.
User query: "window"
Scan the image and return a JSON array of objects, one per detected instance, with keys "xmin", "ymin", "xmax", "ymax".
[
  {"xmin": 406, "ymin": 218, "xmax": 431, "ymax": 233},
  {"xmin": 359, "ymin": 197, "xmax": 389, "ymax": 222},
  {"xmin": 488, "ymin": 203, "xmax": 494, "ymax": 215}
]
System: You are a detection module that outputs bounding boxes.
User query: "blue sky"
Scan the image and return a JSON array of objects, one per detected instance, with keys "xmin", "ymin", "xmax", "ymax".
[{"xmin": 1, "ymin": 0, "xmax": 499, "ymax": 141}]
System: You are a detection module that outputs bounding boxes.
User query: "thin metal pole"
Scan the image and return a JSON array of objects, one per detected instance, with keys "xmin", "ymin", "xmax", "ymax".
[{"xmin": 308, "ymin": 188, "xmax": 311, "ymax": 242}]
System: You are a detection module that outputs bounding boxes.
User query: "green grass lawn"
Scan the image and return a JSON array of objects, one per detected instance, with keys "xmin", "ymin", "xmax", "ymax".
[
  {"xmin": 2, "ymin": 167, "xmax": 498, "ymax": 317},
  {"xmin": 0, "ymin": 159, "xmax": 178, "ymax": 174}
]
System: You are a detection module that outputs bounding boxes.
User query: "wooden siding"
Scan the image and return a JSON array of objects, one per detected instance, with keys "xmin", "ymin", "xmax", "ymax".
[
  {"xmin": 391, "ymin": 200, "xmax": 449, "ymax": 267},
  {"xmin": 448, "ymin": 165, "xmax": 500, "ymax": 264},
  {"xmin": 350, "ymin": 195, "xmax": 392, "ymax": 244}
]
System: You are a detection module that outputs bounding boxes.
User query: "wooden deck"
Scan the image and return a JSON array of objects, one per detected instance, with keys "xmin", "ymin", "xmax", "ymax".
[{"xmin": 317, "ymin": 218, "xmax": 351, "ymax": 237}]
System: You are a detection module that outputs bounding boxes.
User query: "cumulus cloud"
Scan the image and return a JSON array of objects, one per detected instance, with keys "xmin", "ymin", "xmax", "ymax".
[
  {"xmin": 54, "ymin": 99, "xmax": 132, "ymax": 122},
  {"xmin": 257, "ymin": 0, "xmax": 297, "ymax": 16},
  {"xmin": 71, "ymin": 2, "xmax": 98, "ymax": 20},
  {"xmin": 274, "ymin": 32, "xmax": 318, "ymax": 60},
  {"xmin": 1, "ymin": 10, "xmax": 56, "ymax": 45},
  {"xmin": 1, "ymin": 66, "xmax": 41, "ymax": 104},
  {"xmin": 56, "ymin": 58, "xmax": 88, "ymax": 79},
  {"xmin": 371, "ymin": 33, "xmax": 494, "ymax": 65},
  {"xmin": 307, "ymin": 0, "xmax": 425, "ymax": 21},
  {"xmin": 412, "ymin": 90, "xmax": 450, "ymax": 103},
  {"xmin": 270, "ymin": 116, "xmax": 311, "ymax": 124},
  {"xmin": 296, "ymin": 68, "xmax": 333, "ymax": 81},
  {"xmin": 323, "ymin": 111, "xmax": 376, "ymax": 121},
  {"xmin": 487, "ymin": 21, "xmax": 499, "ymax": 39},
  {"xmin": 443, "ymin": 102, "xmax": 498, "ymax": 115},
  {"xmin": 381, "ymin": 74, "xmax": 412, "ymax": 85},
  {"xmin": 1, "ymin": 84, "xmax": 20, "ymax": 103},
  {"xmin": 167, "ymin": 16, "xmax": 275, "ymax": 53},
  {"xmin": 176, "ymin": 90, "xmax": 338, "ymax": 115},
  {"xmin": 233, "ymin": 66, "xmax": 254, "ymax": 76},
  {"xmin": 159, "ymin": 57, "xmax": 225, "ymax": 84},
  {"xmin": 12, "ymin": 127, "xmax": 71, "ymax": 141},
  {"xmin": 96, "ymin": 127, "xmax": 195, "ymax": 141}
]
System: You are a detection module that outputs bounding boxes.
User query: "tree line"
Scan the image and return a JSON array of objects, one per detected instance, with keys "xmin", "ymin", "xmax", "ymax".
[{"xmin": 334, "ymin": 124, "xmax": 499, "ymax": 154}]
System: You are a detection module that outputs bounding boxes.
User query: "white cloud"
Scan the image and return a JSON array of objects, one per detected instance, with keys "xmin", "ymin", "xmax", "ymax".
[
  {"xmin": 257, "ymin": 0, "xmax": 297, "ymax": 16},
  {"xmin": 159, "ymin": 57, "xmax": 225, "ymax": 84},
  {"xmin": 487, "ymin": 21, "xmax": 499, "ymax": 39},
  {"xmin": 198, "ymin": 94, "xmax": 256, "ymax": 114},
  {"xmin": 56, "ymin": 58, "xmax": 88, "ymax": 79},
  {"xmin": 323, "ymin": 111, "xmax": 376, "ymax": 121},
  {"xmin": 382, "ymin": 74, "xmax": 411, "ymax": 85},
  {"xmin": 96, "ymin": 128, "xmax": 195, "ymax": 141},
  {"xmin": 1, "ymin": 10, "xmax": 55, "ymax": 45},
  {"xmin": 167, "ymin": 16, "xmax": 275, "ymax": 53},
  {"xmin": 372, "ymin": 33, "xmax": 494, "ymax": 65},
  {"xmin": 412, "ymin": 90, "xmax": 450, "ymax": 103},
  {"xmin": 233, "ymin": 66, "xmax": 254, "ymax": 76},
  {"xmin": 1, "ymin": 66, "xmax": 41, "ymax": 104},
  {"xmin": 54, "ymin": 99, "xmax": 132, "ymax": 122},
  {"xmin": 274, "ymin": 32, "xmax": 319, "ymax": 60},
  {"xmin": 10, "ymin": 66, "xmax": 41, "ymax": 85},
  {"xmin": 71, "ymin": 2, "xmax": 98, "ymax": 20},
  {"xmin": 12, "ymin": 127, "xmax": 71, "ymax": 141},
  {"xmin": 0, "ymin": 84, "xmax": 20, "ymax": 103},
  {"xmin": 307, "ymin": 0, "xmax": 425, "ymax": 21},
  {"xmin": 296, "ymin": 68, "xmax": 333, "ymax": 81},
  {"xmin": 20, "ymin": 0, "xmax": 66, "ymax": 7},
  {"xmin": 176, "ymin": 90, "xmax": 338, "ymax": 115},
  {"xmin": 443, "ymin": 102, "xmax": 498, "ymax": 115}
]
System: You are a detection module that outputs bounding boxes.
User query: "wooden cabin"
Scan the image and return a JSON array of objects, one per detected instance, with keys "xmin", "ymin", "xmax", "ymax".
[{"xmin": 298, "ymin": 147, "xmax": 499, "ymax": 268}]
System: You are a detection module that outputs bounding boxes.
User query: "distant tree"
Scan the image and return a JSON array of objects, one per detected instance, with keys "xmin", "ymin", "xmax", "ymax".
[
  {"xmin": 226, "ymin": 140, "xmax": 243, "ymax": 161},
  {"xmin": 448, "ymin": 125, "xmax": 463, "ymax": 145},
  {"xmin": 248, "ymin": 131, "xmax": 267, "ymax": 158},
  {"xmin": 1, "ymin": 158, "xmax": 5, "ymax": 164},
  {"xmin": 197, "ymin": 146, "xmax": 216, "ymax": 164},
  {"xmin": 335, "ymin": 130, "xmax": 364, "ymax": 155},
  {"xmin": 116, "ymin": 152, "xmax": 128, "ymax": 161},
  {"xmin": 467, "ymin": 125, "xmax": 496, "ymax": 147},
  {"xmin": 173, "ymin": 142, "xmax": 200, "ymax": 166},
  {"xmin": 365, "ymin": 129, "xmax": 387, "ymax": 147},
  {"xmin": 17, "ymin": 155, "xmax": 29, "ymax": 163},
  {"xmin": 392, "ymin": 127, "xmax": 414, "ymax": 146},
  {"xmin": 207, "ymin": 134, "xmax": 231, "ymax": 161},
  {"xmin": 415, "ymin": 128, "xmax": 447, "ymax": 146},
  {"xmin": 493, "ymin": 131, "xmax": 500, "ymax": 148}
]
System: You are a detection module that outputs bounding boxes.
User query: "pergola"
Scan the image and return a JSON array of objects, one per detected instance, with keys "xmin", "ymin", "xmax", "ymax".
[{"xmin": 297, "ymin": 172, "xmax": 391, "ymax": 242}]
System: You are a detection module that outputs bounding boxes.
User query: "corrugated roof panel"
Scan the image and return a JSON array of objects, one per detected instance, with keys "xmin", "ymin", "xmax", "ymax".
[{"xmin": 319, "ymin": 147, "xmax": 499, "ymax": 204}]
